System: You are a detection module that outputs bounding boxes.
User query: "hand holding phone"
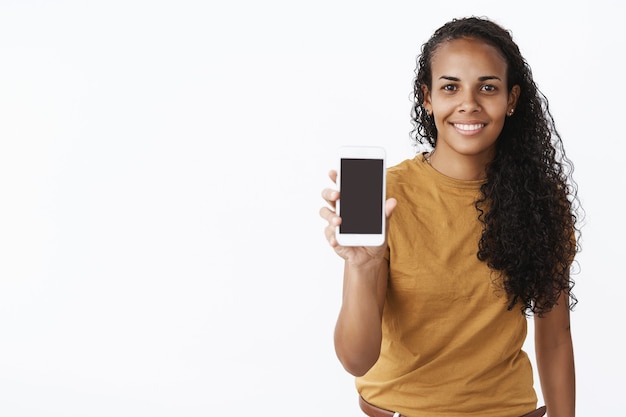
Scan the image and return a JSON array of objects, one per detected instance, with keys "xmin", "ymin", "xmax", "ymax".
[{"xmin": 336, "ymin": 146, "xmax": 386, "ymax": 247}]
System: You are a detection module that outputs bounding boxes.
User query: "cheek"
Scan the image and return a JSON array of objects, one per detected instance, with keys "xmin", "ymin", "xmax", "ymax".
[
  {"xmin": 432, "ymin": 113, "xmax": 447, "ymax": 130},
  {"xmin": 488, "ymin": 101, "xmax": 509, "ymax": 123},
  {"xmin": 490, "ymin": 116, "xmax": 507, "ymax": 138}
]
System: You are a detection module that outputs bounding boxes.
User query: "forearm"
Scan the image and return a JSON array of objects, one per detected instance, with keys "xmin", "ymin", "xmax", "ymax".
[
  {"xmin": 536, "ymin": 337, "xmax": 575, "ymax": 417},
  {"xmin": 535, "ymin": 296, "xmax": 576, "ymax": 417},
  {"xmin": 334, "ymin": 261, "xmax": 386, "ymax": 376}
]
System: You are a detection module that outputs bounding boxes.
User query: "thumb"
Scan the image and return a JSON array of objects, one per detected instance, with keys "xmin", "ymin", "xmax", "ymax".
[{"xmin": 385, "ymin": 198, "xmax": 397, "ymax": 218}]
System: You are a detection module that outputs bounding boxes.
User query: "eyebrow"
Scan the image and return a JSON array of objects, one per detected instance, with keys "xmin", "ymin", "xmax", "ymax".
[{"xmin": 438, "ymin": 75, "xmax": 503, "ymax": 82}]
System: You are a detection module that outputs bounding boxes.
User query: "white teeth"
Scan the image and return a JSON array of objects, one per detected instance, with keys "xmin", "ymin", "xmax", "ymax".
[{"xmin": 454, "ymin": 123, "xmax": 484, "ymax": 131}]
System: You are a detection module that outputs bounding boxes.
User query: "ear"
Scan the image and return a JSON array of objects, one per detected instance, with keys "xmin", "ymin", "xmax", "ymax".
[
  {"xmin": 421, "ymin": 84, "xmax": 432, "ymax": 114},
  {"xmin": 508, "ymin": 85, "xmax": 520, "ymax": 112}
]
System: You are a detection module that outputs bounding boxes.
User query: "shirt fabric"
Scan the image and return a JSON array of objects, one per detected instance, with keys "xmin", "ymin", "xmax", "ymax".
[{"xmin": 356, "ymin": 154, "xmax": 537, "ymax": 417}]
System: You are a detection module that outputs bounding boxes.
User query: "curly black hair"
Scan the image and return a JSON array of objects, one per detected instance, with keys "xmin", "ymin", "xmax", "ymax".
[{"xmin": 410, "ymin": 16, "xmax": 582, "ymax": 316}]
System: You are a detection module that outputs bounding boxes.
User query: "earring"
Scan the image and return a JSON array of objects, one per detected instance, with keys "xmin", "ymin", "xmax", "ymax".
[{"xmin": 507, "ymin": 109, "xmax": 515, "ymax": 116}]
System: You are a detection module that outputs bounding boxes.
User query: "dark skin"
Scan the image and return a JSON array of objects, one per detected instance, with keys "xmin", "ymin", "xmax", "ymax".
[
  {"xmin": 535, "ymin": 291, "xmax": 576, "ymax": 417},
  {"xmin": 320, "ymin": 37, "xmax": 575, "ymax": 416},
  {"xmin": 320, "ymin": 170, "xmax": 396, "ymax": 376}
]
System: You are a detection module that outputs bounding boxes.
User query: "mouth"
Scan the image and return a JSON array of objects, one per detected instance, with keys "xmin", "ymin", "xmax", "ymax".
[{"xmin": 452, "ymin": 123, "xmax": 486, "ymax": 135}]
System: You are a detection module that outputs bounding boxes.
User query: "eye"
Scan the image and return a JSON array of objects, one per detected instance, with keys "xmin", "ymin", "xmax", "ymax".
[
  {"xmin": 481, "ymin": 84, "xmax": 498, "ymax": 92},
  {"xmin": 442, "ymin": 84, "xmax": 457, "ymax": 92}
]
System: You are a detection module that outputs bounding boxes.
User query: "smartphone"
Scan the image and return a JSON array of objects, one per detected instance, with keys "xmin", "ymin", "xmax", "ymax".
[{"xmin": 336, "ymin": 146, "xmax": 386, "ymax": 246}]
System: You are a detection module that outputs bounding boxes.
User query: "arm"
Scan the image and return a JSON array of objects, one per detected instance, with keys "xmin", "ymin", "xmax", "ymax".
[
  {"xmin": 320, "ymin": 169, "xmax": 396, "ymax": 376},
  {"xmin": 334, "ymin": 257, "xmax": 388, "ymax": 376},
  {"xmin": 534, "ymin": 291, "xmax": 576, "ymax": 417}
]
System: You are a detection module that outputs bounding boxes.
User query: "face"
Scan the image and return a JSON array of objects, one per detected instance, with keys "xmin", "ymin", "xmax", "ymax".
[{"xmin": 422, "ymin": 37, "xmax": 520, "ymax": 162}]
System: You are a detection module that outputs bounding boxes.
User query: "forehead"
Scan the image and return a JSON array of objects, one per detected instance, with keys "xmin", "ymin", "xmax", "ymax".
[{"xmin": 430, "ymin": 37, "xmax": 508, "ymax": 79}]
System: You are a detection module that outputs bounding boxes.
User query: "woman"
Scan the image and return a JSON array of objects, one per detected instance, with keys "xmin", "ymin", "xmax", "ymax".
[{"xmin": 320, "ymin": 16, "xmax": 580, "ymax": 417}]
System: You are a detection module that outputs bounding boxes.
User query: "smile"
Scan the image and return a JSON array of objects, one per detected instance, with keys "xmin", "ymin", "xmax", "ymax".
[
  {"xmin": 453, "ymin": 123, "xmax": 485, "ymax": 131},
  {"xmin": 452, "ymin": 123, "xmax": 486, "ymax": 135}
]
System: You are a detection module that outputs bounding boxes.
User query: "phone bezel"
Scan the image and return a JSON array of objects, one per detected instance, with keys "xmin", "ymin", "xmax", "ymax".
[{"xmin": 335, "ymin": 146, "xmax": 386, "ymax": 247}]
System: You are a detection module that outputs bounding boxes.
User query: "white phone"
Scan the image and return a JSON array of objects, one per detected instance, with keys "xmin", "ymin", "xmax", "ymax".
[{"xmin": 336, "ymin": 146, "xmax": 387, "ymax": 247}]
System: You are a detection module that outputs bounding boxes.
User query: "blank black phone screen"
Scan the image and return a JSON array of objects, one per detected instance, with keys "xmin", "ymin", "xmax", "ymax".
[{"xmin": 339, "ymin": 158, "xmax": 384, "ymax": 234}]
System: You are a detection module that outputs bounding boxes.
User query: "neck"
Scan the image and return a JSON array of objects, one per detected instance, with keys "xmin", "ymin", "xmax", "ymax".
[{"xmin": 428, "ymin": 148, "xmax": 492, "ymax": 181}]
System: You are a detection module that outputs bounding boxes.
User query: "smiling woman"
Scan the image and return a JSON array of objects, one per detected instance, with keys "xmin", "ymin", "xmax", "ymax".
[
  {"xmin": 422, "ymin": 37, "xmax": 520, "ymax": 180},
  {"xmin": 320, "ymin": 16, "xmax": 581, "ymax": 417}
]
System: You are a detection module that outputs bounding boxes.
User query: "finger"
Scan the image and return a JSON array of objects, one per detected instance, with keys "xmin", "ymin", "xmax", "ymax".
[
  {"xmin": 324, "ymin": 222, "xmax": 337, "ymax": 244},
  {"xmin": 385, "ymin": 198, "xmax": 397, "ymax": 218},
  {"xmin": 321, "ymin": 188, "xmax": 339, "ymax": 206},
  {"xmin": 324, "ymin": 218, "xmax": 343, "ymax": 247},
  {"xmin": 319, "ymin": 206, "xmax": 341, "ymax": 226},
  {"xmin": 328, "ymin": 169, "xmax": 337, "ymax": 183},
  {"xmin": 319, "ymin": 206, "xmax": 333, "ymax": 222},
  {"xmin": 320, "ymin": 206, "xmax": 342, "ymax": 245}
]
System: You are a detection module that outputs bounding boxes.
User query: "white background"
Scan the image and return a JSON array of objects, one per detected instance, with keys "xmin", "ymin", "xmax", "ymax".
[{"xmin": 0, "ymin": 0, "xmax": 622, "ymax": 415}]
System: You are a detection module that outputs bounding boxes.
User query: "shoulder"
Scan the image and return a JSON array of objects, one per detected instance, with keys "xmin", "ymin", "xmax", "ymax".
[
  {"xmin": 387, "ymin": 154, "xmax": 427, "ymax": 186},
  {"xmin": 385, "ymin": 155, "xmax": 431, "ymax": 203},
  {"xmin": 387, "ymin": 155, "xmax": 424, "ymax": 179}
]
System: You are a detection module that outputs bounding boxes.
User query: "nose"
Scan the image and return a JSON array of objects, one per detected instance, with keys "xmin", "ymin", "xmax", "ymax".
[{"xmin": 458, "ymin": 89, "xmax": 481, "ymax": 113}]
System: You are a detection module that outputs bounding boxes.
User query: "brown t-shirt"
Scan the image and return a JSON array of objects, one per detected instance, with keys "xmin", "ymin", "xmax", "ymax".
[{"xmin": 356, "ymin": 154, "xmax": 537, "ymax": 417}]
